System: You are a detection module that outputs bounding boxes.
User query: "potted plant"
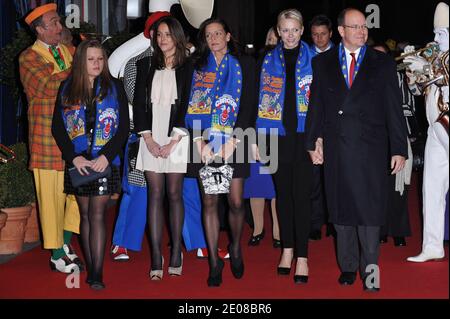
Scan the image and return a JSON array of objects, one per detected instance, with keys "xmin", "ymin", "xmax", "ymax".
[
  {"xmin": 9, "ymin": 143, "xmax": 40, "ymax": 243},
  {"xmin": 0, "ymin": 143, "xmax": 35, "ymax": 254},
  {"xmin": 25, "ymin": 202, "xmax": 40, "ymax": 243},
  {"xmin": 0, "ymin": 212, "xmax": 7, "ymax": 237}
]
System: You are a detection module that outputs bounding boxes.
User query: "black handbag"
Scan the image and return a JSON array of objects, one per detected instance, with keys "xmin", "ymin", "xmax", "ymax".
[{"xmin": 69, "ymin": 166, "xmax": 112, "ymax": 188}]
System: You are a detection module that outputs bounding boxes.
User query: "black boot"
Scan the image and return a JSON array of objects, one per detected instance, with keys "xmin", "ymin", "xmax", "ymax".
[{"xmin": 89, "ymin": 271, "xmax": 105, "ymax": 290}]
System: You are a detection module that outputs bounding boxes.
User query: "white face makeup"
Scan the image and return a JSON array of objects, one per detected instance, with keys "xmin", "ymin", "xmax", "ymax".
[{"xmin": 434, "ymin": 27, "xmax": 449, "ymax": 52}]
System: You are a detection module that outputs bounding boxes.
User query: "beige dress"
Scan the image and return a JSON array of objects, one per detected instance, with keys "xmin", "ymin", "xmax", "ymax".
[{"xmin": 136, "ymin": 68, "xmax": 188, "ymax": 173}]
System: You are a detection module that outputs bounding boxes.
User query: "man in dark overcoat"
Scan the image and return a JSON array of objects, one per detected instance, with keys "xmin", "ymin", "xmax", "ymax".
[{"xmin": 305, "ymin": 8, "xmax": 408, "ymax": 292}]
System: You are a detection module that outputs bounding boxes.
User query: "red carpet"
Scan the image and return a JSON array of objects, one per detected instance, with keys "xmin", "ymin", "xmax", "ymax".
[{"xmin": 0, "ymin": 173, "xmax": 448, "ymax": 299}]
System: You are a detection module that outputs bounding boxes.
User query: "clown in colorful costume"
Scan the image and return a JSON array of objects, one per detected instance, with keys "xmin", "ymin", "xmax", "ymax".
[{"xmin": 19, "ymin": 3, "xmax": 81, "ymax": 274}]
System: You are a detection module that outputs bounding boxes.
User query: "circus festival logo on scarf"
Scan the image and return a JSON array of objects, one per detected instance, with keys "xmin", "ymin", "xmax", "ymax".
[
  {"xmin": 297, "ymin": 75, "xmax": 312, "ymax": 113},
  {"xmin": 212, "ymin": 94, "xmax": 237, "ymax": 133},
  {"xmin": 258, "ymin": 71, "xmax": 283, "ymax": 120},
  {"xmin": 187, "ymin": 71, "xmax": 216, "ymax": 114},
  {"xmin": 96, "ymin": 108, "xmax": 118, "ymax": 146}
]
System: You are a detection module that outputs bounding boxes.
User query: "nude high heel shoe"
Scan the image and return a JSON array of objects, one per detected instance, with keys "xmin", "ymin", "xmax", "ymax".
[
  {"xmin": 150, "ymin": 256, "xmax": 164, "ymax": 280},
  {"xmin": 168, "ymin": 253, "xmax": 183, "ymax": 276}
]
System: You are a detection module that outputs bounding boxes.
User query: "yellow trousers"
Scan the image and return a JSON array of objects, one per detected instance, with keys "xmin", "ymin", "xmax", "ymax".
[{"xmin": 33, "ymin": 169, "xmax": 80, "ymax": 249}]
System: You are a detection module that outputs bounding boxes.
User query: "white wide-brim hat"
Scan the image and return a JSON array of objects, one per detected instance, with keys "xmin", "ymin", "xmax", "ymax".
[
  {"xmin": 434, "ymin": 2, "xmax": 449, "ymax": 29},
  {"xmin": 180, "ymin": 0, "xmax": 214, "ymax": 29},
  {"xmin": 148, "ymin": 0, "xmax": 180, "ymax": 13}
]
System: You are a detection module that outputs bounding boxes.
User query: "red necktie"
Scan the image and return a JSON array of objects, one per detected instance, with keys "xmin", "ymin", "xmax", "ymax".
[{"xmin": 349, "ymin": 52, "xmax": 356, "ymax": 88}]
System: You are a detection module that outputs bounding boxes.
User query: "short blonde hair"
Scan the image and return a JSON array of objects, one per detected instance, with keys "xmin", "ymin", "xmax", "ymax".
[{"xmin": 277, "ymin": 9, "xmax": 304, "ymax": 28}]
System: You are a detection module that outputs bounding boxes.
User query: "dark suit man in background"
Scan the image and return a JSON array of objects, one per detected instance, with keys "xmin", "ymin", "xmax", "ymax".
[
  {"xmin": 309, "ymin": 14, "xmax": 335, "ymax": 241},
  {"xmin": 305, "ymin": 8, "xmax": 407, "ymax": 292}
]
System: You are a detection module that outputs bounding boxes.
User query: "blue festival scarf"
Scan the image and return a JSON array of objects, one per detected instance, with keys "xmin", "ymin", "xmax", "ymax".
[
  {"xmin": 61, "ymin": 79, "xmax": 121, "ymax": 166},
  {"xmin": 185, "ymin": 51, "xmax": 242, "ymax": 152},
  {"xmin": 256, "ymin": 41, "xmax": 313, "ymax": 136},
  {"xmin": 339, "ymin": 42, "xmax": 367, "ymax": 89}
]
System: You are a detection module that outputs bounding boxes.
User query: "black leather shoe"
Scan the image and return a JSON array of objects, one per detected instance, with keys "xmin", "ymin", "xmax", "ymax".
[
  {"xmin": 294, "ymin": 275, "xmax": 309, "ymax": 284},
  {"xmin": 273, "ymin": 239, "xmax": 281, "ymax": 248},
  {"xmin": 379, "ymin": 235, "xmax": 388, "ymax": 244},
  {"xmin": 309, "ymin": 230, "xmax": 322, "ymax": 241},
  {"xmin": 207, "ymin": 259, "xmax": 224, "ymax": 287},
  {"xmin": 248, "ymin": 230, "xmax": 265, "ymax": 246},
  {"xmin": 90, "ymin": 280, "xmax": 105, "ymax": 290},
  {"xmin": 326, "ymin": 224, "xmax": 336, "ymax": 237},
  {"xmin": 277, "ymin": 266, "xmax": 291, "ymax": 275},
  {"xmin": 89, "ymin": 273, "xmax": 105, "ymax": 290},
  {"xmin": 338, "ymin": 272, "xmax": 356, "ymax": 285},
  {"xmin": 393, "ymin": 237, "xmax": 406, "ymax": 247},
  {"xmin": 230, "ymin": 254, "xmax": 244, "ymax": 279}
]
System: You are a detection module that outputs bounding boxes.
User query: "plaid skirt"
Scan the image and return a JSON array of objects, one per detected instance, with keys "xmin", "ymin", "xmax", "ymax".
[{"xmin": 64, "ymin": 165, "xmax": 121, "ymax": 196}]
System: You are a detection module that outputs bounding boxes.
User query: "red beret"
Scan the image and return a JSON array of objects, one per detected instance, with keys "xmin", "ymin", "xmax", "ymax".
[{"xmin": 143, "ymin": 11, "xmax": 171, "ymax": 39}]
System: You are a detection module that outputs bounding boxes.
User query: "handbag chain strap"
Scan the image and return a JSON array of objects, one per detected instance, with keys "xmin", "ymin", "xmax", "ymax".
[{"xmin": 204, "ymin": 153, "xmax": 228, "ymax": 167}]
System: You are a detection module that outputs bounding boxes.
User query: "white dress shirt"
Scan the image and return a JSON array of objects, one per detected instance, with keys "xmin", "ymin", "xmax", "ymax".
[{"xmin": 343, "ymin": 46, "xmax": 362, "ymax": 80}]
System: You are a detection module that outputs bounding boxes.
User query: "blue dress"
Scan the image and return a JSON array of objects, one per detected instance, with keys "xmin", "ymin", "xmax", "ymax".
[{"xmin": 243, "ymin": 162, "xmax": 276, "ymax": 199}]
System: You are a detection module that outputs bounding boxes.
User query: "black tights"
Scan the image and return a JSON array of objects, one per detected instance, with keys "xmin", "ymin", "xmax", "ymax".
[
  {"xmin": 201, "ymin": 178, "xmax": 245, "ymax": 271},
  {"xmin": 145, "ymin": 172, "xmax": 184, "ymax": 270},
  {"xmin": 76, "ymin": 195, "xmax": 110, "ymax": 280}
]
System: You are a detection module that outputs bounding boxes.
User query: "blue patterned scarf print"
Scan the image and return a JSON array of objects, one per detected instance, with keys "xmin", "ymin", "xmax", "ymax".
[
  {"xmin": 186, "ymin": 51, "xmax": 242, "ymax": 152},
  {"xmin": 256, "ymin": 41, "xmax": 313, "ymax": 135},
  {"xmin": 61, "ymin": 79, "xmax": 121, "ymax": 165}
]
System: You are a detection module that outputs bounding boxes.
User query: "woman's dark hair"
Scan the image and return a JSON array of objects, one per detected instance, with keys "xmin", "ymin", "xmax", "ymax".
[
  {"xmin": 151, "ymin": 16, "xmax": 187, "ymax": 69},
  {"xmin": 63, "ymin": 39, "xmax": 111, "ymax": 107},
  {"xmin": 191, "ymin": 18, "xmax": 240, "ymax": 69}
]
